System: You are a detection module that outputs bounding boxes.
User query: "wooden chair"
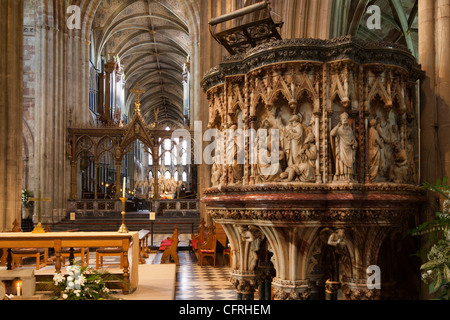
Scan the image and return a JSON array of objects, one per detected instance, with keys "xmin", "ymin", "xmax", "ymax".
[
  {"xmin": 10, "ymin": 219, "xmax": 48, "ymax": 270},
  {"xmin": 11, "ymin": 248, "xmax": 48, "ymax": 270},
  {"xmin": 138, "ymin": 229, "xmax": 151, "ymax": 264},
  {"xmin": 223, "ymin": 248, "xmax": 232, "ymax": 267},
  {"xmin": 161, "ymin": 225, "xmax": 180, "ymax": 266},
  {"xmin": 95, "ymin": 247, "xmax": 123, "ymax": 269},
  {"xmin": 61, "ymin": 247, "xmax": 89, "ymax": 267},
  {"xmin": 198, "ymin": 225, "xmax": 217, "ymax": 267},
  {"xmin": 190, "ymin": 219, "xmax": 206, "ymax": 252}
]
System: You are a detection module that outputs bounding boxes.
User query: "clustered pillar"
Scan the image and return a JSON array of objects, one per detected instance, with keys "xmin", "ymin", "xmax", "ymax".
[{"xmin": 0, "ymin": 0, "xmax": 24, "ymax": 231}]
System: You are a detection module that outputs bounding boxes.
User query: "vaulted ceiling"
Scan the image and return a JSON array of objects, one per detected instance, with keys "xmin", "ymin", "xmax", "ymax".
[
  {"xmin": 92, "ymin": 0, "xmax": 191, "ymax": 125},
  {"xmin": 331, "ymin": 0, "xmax": 418, "ymax": 58}
]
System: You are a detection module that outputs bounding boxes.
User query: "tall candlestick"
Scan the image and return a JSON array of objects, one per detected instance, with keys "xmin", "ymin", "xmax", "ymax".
[{"xmin": 123, "ymin": 177, "xmax": 126, "ymax": 198}]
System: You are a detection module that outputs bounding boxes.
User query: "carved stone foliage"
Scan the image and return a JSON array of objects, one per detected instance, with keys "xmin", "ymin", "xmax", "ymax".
[
  {"xmin": 203, "ymin": 37, "xmax": 423, "ymax": 188},
  {"xmin": 271, "ymin": 279, "xmax": 311, "ymax": 300},
  {"xmin": 209, "ymin": 208, "xmax": 417, "ymax": 224},
  {"xmin": 341, "ymin": 283, "xmax": 381, "ymax": 301}
]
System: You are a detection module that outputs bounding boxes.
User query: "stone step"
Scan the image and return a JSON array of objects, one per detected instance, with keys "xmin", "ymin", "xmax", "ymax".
[{"xmin": 49, "ymin": 216, "xmax": 201, "ymax": 234}]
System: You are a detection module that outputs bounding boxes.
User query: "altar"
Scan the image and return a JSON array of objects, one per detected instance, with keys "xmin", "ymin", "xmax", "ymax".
[{"xmin": 0, "ymin": 232, "xmax": 139, "ymax": 294}]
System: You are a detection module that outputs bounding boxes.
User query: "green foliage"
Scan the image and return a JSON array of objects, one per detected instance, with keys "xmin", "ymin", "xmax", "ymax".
[{"xmin": 407, "ymin": 178, "xmax": 450, "ymax": 300}]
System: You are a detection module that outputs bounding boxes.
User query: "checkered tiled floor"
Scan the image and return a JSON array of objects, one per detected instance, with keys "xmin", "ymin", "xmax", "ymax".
[{"xmin": 175, "ymin": 251, "xmax": 236, "ymax": 300}]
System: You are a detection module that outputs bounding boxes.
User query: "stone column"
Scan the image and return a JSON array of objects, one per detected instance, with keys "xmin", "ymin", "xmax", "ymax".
[
  {"xmin": 231, "ymin": 271, "xmax": 259, "ymax": 300},
  {"xmin": 325, "ymin": 280, "xmax": 341, "ymax": 300},
  {"xmin": 436, "ymin": 0, "xmax": 450, "ymax": 179},
  {"xmin": 419, "ymin": 0, "xmax": 439, "ymax": 184},
  {"xmin": 0, "ymin": 0, "xmax": 24, "ymax": 231}
]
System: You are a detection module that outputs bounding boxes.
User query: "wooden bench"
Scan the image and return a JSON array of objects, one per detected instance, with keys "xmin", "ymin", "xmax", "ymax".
[{"xmin": 160, "ymin": 225, "xmax": 180, "ymax": 266}]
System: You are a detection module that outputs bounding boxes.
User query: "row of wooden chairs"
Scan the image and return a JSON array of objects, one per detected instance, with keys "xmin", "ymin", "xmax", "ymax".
[{"xmin": 9, "ymin": 247, "xmax": 121, "ymax": 270}]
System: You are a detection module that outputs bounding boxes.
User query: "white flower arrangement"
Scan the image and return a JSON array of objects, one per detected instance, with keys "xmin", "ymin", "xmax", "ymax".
[{"xmin": 50, "ymin": 265, "xmax": 119, "ymax": 300}]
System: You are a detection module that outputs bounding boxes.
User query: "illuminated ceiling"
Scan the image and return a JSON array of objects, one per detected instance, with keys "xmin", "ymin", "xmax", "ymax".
[{"xmin": 92, "ymin": 0, "xmax": 191, "ymax": 125}]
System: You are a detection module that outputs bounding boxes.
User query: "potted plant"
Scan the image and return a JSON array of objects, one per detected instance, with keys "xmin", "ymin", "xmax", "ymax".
[{"xmin": 407, "ymin": 178, "xmax": 450, "ymax": 300}]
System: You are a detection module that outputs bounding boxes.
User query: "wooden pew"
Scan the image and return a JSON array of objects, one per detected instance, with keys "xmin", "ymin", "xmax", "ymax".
[{"xmin": 160, "ymin": 225, "xmax": 180, "ymax": 266}]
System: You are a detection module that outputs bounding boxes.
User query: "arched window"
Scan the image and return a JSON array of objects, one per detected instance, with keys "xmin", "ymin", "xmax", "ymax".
[
  {"xmin": 165, "ymin": 171, "xmax": 171, "ymax": 180},
  {"xmin": 174, "ymin": 171, "xmax": 179, "ymax": 181},
  {"xmin": 181, "ymin": 140, "xmax": 188, "ymax": 166},
  {"xmin": 164, "ymin": 139, "xmax": 172, "ymax": 166},
  {"xmin": 182, "ymin": 171, "xmax": 187, "ymax": 182}
]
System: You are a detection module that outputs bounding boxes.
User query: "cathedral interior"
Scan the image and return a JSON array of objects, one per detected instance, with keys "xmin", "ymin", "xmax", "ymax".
[{"xmin": 1, "ymin": 0, "xmax": 450, "ymax": 301}]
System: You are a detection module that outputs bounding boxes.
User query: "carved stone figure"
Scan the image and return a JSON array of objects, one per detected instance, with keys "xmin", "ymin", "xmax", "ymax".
[
  {"xmin": 389, "ymin": 147, "xmax": 409, "ymax": 184},
  {"xmin": 227, "ymin": 125, "xmax": 244, "ymax": 185},
  {"xmin": 285, "ymin": 114, "xmax": 305, "ymax": 167},
  {"xmin": 211, "ymin": 147, "xmax": 223, "ymax": 186},
  {"xmin": 256, "ymin": 119, "xmax": 282, "ymax": 183},
  {"xmin": 238, "ymin": 225, "xmax": 265, "ymax": 272},
  {"xmin": 211, "ymin": 163, "xmax": 222, "ymax": 187},
  {"xmin": 368, "ymin": 119, "xmax": 383, "ymax": 182},
  {"xmin": 330, "ymin": 112, "xmax": 357, "ymax": 181},
  {"xmin": 376, "ymin": 115, "xmax": 398, "ymax": 178},
  {"xmin": 280, "ymin": 131, "xmax": 316, "ymax": 182},
  {"xmin": 327, "ymin": 229, "xmax": 346, "ymax": 248}
]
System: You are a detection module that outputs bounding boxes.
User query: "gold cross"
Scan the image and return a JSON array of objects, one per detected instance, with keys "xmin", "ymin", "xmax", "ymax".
[
  {"xmin": 130, "ymin": 83, "xmax": 145, "ymax": 113},
  {"xmin": 29, "ymin": 190, "xmax": 51, "ymax": 233}
]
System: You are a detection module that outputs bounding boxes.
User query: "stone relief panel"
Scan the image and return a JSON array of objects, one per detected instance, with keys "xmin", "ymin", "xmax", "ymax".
[{"xmin": 203, "ymin": 39, "xmax": 421, "ymax": 189}]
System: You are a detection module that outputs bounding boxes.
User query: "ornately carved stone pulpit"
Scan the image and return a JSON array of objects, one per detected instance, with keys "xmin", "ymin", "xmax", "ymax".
[{"xmin": 201, "ymin": 36, "xmax": 425, "ymax": 300}]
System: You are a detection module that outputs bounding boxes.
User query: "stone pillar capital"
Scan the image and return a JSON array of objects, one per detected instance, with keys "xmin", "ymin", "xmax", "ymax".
[
  {"xmin": 230, "ymin": 270, "xmax": 259, "ymax": 297},
  {"xmin": 341, "ymin": 281, "xmax": 381, "ymax": 300},
  {"xmin": 271, "ymin": 278, "xmax": 311, "ymax": 300}
]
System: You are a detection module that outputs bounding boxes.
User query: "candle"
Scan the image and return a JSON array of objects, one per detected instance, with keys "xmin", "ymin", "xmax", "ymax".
[
  {"xmin": 17, "ymin": 283, "xmax": 21, "ymax": 297},
  {"xmin": 123, "ymin": 177, "xmax": 126, "ymax": 198}
]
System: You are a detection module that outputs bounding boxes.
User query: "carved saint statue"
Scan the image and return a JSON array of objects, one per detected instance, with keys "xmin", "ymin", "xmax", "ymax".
[
  {"xmin": 211, "ymin": 148, "xmax": 223, "ymax": 187},
  {"xmin": 368, "ymin": 119, "xmax": 383, "ymax": 182},
  {"xmin": 330, "ymin": 112, "xmax": 357, "ymax": 181},
  {"xmin": 227, "ymin": 125, "xmax": 244, "ymax": 185},
  {"xmin": 256, "ymin": 119, "xmax": 282, "ymax": 183},
  {"xmin": 285, "ymin": 114, "xmax": 305, "ymax": 167}
]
